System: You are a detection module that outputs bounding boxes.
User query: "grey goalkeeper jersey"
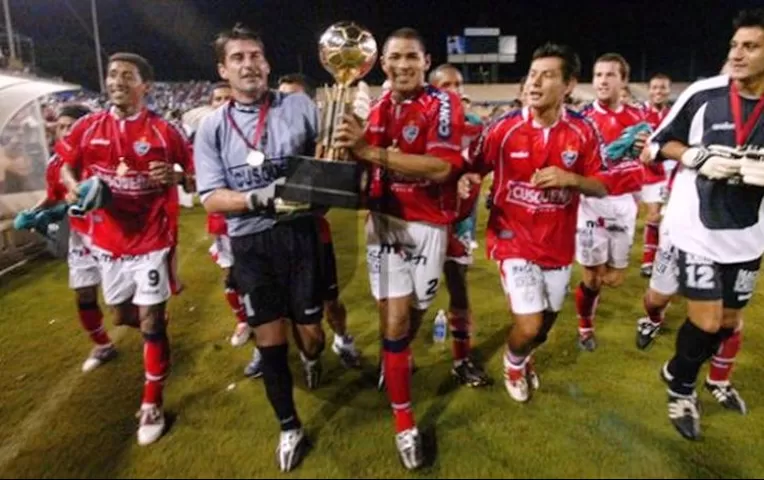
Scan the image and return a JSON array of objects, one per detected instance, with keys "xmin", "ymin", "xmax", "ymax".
[{"xmin": 194, "ymin": 90, "xmax": 318, "ymax": 237}]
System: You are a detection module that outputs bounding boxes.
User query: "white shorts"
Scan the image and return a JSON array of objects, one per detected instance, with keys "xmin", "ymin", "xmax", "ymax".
[
  {"xmin": 93, "ymin": 246, "xmax": 173, "ymax": 306},
  {"xmin": 576, "ymin": 194, "xmax": 638, "ymax": 269},
  {"xmin": 649, "ymin": 222, "xmax": 678, "ymax": 296},
  {"xmin": 68, "ymin": 230, "xmax": 100, "ymax": 290},
  {"xmin": 641, "ymin": 181, "xmax": 668, "ymax": 204},
  {"xmin": 209, "ymin": 235, "xmax": 234, "ymax": 269},
  {"xmin": 498, "ymin": 259, "xmax": 572, "ymax": 315},
  {"xmin": 365, "ymin": 213, "xmax": 448, "ymax": 311}
]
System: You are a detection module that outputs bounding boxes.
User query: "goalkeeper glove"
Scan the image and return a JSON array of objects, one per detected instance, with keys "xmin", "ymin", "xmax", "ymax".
[
  {"xmin": 681, "ymin": 145, "xmax": 741, "ymax": 180},
  {"xmin": 13, "ymin": 209, "xmax": 39, "ymax": 231},
  {"xmin": 739, "ymin": 147, "xmax": 764, "ymax": 186},
  {"xmin": 352, "ymin": 81, "xmax": 371, "ymax": 121}
]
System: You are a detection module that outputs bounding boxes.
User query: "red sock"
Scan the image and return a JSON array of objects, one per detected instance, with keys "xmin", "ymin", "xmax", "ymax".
[
  {"xmin": 142, "ymin": 332, "xmax": 170, "ymax": 406},
  {"xmin": 576, "ymin": 282, "xmax": 599, "ymax": 334},
  {"xmin": 383, "ymin": 341, "xmax": 415, "ymax": 433},
  {"xmin": 709, "ymin": 329, "xmax": 742, "ymax": 383},
  {"xmin": 642, "ymin": 222, "xmax": 660, "ymax": 266},
  {"xmin": 225, "ymin": 288, "xmax": 247, "ymax": 323},
  {"xmin": 77, "ymin": 301, "xmax": 111, "ymax": 346},
  {"xmin": 643, "ymin": 294, "xmax": 665, "ymax": 325},
  {"xmin": 448, "ymin": 310, "xmax": 471, "ymax": 362}
]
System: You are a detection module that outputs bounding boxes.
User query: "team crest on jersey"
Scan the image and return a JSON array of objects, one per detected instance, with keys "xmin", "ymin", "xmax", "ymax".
[
  {"xmin": 133, "ymin": 138, "xmax": 151, "ymax": 156},
  {"xmin": 402, "ymin": 124, "xmax": 419, "ymax": 144},
  {"xmin": 561, "ymin": 147, "xmax": 578, "ymax": 167}
]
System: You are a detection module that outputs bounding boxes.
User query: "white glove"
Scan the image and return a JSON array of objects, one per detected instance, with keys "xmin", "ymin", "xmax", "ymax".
[
  {"xmin": 680, "ymin": 145, "xmax": 741, "ymax": 180},
  {"xmin": 740, "ymin": 150, "xmax": 764, "ymax": 186},
  {"xmin": 352, "ymin": 81, "xmax": 371, "ymax": 121}
]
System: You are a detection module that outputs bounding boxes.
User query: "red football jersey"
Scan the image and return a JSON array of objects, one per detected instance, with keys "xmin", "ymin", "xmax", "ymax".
[
  {"xmin": 472, "ymin": 107, "xmax": 606, "ymax": 267},
  {"xmin": 364, "ymin": 85, "xmax": 464, "ymax": 225},
  {"xmin": 44, "ymin": 154, "xmax": 89, "ymax": 234},
  {"xmin": 453, "ymin": 119, "xmax": 484, "ymax": 222},
  {"xmin": 44, "ymin": 154, "xmax": 67, "ymax": 203},
  {"xmin": 55, "ymin": 107, "xmax": 193, "ymax": 255},
  {"xmin": 207, "ymin": 213, "xmax": 228, "ymax": 236},
  {"xmin": 641, "ymin": 102, "xmax": 670, "ymax": 185},
  {"xmin": 582, "ymin": 100, "xmax": 645, "ymax": 195}
]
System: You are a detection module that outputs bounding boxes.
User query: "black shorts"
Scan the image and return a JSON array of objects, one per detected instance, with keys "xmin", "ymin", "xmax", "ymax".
[
  {"xmin": 231, "ymin": 216, "xmax": 323, "ymax": 328},
  {"xmin": 320, "ymin": 239, "xmax": 339, "ymax": 302},
  {"xmin": 676, "ymin": 249, "xmax": 761, "ymax": 310}
]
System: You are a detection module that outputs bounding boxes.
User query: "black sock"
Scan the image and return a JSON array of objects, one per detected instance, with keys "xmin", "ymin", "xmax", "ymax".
[
  {"xmin": 716, "ymin": 327, "xmax": 735, "ymax": 342},
  {"xmin": 259, "ymin": 344, "xmax": 301, "ymax": 431},
  {"xmin": 580, "ymin": 281, "xmax": 600, "ymax": 297},
  {"xmin": 667, "ymin": 319, "xmax": 720, "ymax": 396}
]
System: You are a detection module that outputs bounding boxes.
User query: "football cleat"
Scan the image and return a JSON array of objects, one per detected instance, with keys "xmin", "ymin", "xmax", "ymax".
[
  {"xmin": 332, "ymin": 334, "xmax": 361, "ymax": 368},
  {"xmin": 667, "ymin": 391, "xmax": 701, "ymax": 440},
  {"xmin": 82, "ymin": 344, "xmax": 117, "ymax": 373},
  {"xmin": 636, "ymin": 317, "xmax": 662, "ymax": 350},
  {"xmin": 451, "ymin": 358, "xmax": 492, "ymax": 387},
  {"xmin": 578, "ymin": 332, "xmax": 597, "ymax": 352},
  {"xmin": 244, "ymin": 348, "xmax": 263, "ymax": 379},
  {"xmin": 230, "ymin": 322, "xmax": 252, "ymax": 347},
  {"xmin": 705, "ymin": 380, "xmax": 747, "ymax": 415},
  {"xmin": 395, "ymin": 427, "xmax": 424, "ymax": 470},
  {"xmin": 136, "ymin": 403, "xmax": 166, "ymax": 446},
  {"xmin": 276, "ymin": 428, "xmax": 308, "ymax": 472}
]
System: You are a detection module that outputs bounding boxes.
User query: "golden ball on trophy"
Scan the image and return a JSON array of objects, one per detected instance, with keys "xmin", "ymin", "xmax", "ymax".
[
  {"xmin": 319, "ymin": 21, "xmax": 378, "ymax": 86},
  {"xmin": 317, "ymin": 21, "xmax": 378, "ymax": 160}
]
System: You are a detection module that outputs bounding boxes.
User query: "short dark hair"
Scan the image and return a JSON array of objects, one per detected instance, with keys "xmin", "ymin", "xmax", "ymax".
[
  {"xmin": 278, "ymin": 73, "xmax": 315, "ymax": 99},
  {"xmin": 531, "ymin": 43, "xmax": 581, "ymax": 82},
  {"xmin": 733, "ymin": 8, "xmax": 764, "ymax": 31},
  {"xmin": 214, "ymin": 23, "xmax": 265, "ymax": 64},
  {"xmin": 649, "ymin": 73, "xmax": 671, "ymax": 83},
  {"xmin": 108, "ymin": 52, "xmax": 154, "ymax": 82},
  {"xmin": 211, "ymin": 81, "xmax": 230, "ymax": 91},
  {"xmin": 428, "ymin": 63, "xmax": 460, "ymax": 84},
  {"xmin": 384, "ymin": 27, "xmax": 426, "ymax": 54},
  {"xmin": 595, "ymin": 52, "xmax": 630, "ymax": 80},
  {"xmin": 58, "ymin": 103, "xmax": 91, "ymax": 120}
]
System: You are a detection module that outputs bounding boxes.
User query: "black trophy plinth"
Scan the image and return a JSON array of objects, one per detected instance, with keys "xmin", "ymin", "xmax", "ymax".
[{"xmin": 274, "ymin": 155, "xmax": 367, "ymax": 210}]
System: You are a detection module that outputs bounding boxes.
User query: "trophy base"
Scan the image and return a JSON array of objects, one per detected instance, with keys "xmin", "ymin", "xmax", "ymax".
[
  {"xmin": 273, "ymin": 198, "xmax": 312, "ymax": 214},
  {"xmin": 274, "ymin": 155, "xmax": 367, "ymax": 210}
]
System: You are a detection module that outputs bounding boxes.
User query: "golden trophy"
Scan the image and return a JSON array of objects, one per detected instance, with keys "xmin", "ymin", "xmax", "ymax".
[
  {"xmin": 274, "ymin": 21, "xmax": 378, "ymax": 210},
  {"xmin": 317, "ymin": 21, "xmax": 378, "ymax": 159}
]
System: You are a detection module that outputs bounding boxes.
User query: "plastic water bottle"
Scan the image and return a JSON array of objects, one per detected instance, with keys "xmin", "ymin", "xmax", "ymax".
[{"xmin": 433, "ymin": 309, "xmax": 448, "ymax": 346}]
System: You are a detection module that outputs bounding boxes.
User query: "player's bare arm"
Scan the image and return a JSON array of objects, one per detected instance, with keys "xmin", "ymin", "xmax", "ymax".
[
  {"xmin": 457, "ymin": 172, "xmax": 483, "ymax": 199},
  {"xmin": 659, "ymin": 140, "xmax": 690, "ymax": 161},
  {"xmin": 60, "ymin": 164, "xmax": 81, "ymax": 203},
  {"xmin": 532, "ymin": 166, "xmax": 607, "ymax": 197},
  {"xmin": 201, "ymin": 189, "xmax": 254, "ymax": 214},
  {"xmin": 334, "ymin": 113, "xmax": 452, "ymax": 182}
]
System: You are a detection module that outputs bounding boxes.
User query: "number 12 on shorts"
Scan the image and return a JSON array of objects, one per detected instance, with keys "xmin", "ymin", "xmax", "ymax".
[{"xmin": 685, "ymin": 263, "xmax": 715, "ymax": 290}]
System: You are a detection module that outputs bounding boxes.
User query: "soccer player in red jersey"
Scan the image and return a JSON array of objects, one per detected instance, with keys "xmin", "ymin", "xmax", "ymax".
[
  {"xmin": 639, "ymin": 73, "xmax": 673, "ymax": 277},
  {"xmin": 460, "ymin": 42, "xmax": 607, "ymax": 403},
  {"xmin": 428, "ymin": 63, "xmax": 491, "ymax": 387},
  {"xmin": 575, "ymin": 53, "xmax": 646, "ymax": 351},
  {"xmin": 333, "ymin": 27, "xmax": 464, "ymax": 470},
  {"xmin": 57, "ymin": 53, "xmax": 193, "ymax": 446},
  {"xmin": 24, "ymin": 104, "xmax": 119, "ymax": 374}
]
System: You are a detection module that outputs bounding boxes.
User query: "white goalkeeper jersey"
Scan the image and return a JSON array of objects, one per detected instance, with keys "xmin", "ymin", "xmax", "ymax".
[{"xmin": 650, "ymin": 74, "xmax": 764, "ymax": 263}]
